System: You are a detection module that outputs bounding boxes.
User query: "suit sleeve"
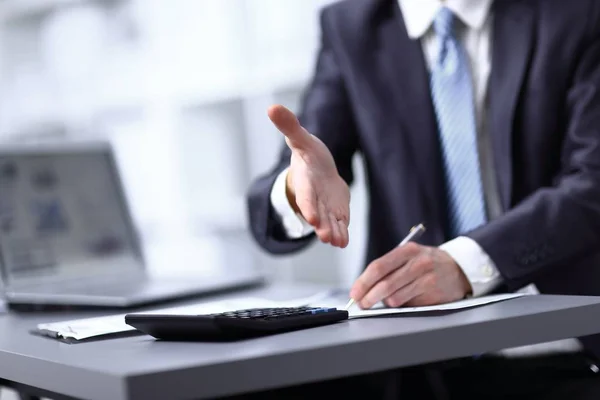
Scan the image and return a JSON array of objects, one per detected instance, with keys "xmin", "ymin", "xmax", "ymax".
[
  {"xmin": 246, "ymin": 8, "xmax": 359, "ymax": 255},
  {"xmin": 467, "ymin": 29, "xmax": 600, "ymax": 289}
]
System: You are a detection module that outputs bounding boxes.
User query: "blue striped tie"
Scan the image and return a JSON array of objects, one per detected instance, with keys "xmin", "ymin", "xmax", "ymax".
[{"xmin": 430, "ymin": 7, "xmax": 487, "ymax": 237}]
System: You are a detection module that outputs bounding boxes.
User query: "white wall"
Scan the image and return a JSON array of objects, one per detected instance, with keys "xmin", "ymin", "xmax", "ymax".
[{"xmin": 0, "ymin": 0, "xmax": 368, "ymax": 287}]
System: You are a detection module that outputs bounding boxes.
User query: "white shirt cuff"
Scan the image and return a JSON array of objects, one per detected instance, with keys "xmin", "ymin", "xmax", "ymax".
[
  {"xmin": 270, "ymin": 167, "xmax": 315, "ymax": 239},
  {"xmin": 439, "ymin": 236, "xmax": 502, "ymax": 297}
]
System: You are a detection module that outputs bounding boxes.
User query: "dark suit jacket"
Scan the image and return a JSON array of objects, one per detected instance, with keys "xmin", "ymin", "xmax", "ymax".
[{"xmin": 247, "ymin": 0, "xmax": 600, "ymax": 357}]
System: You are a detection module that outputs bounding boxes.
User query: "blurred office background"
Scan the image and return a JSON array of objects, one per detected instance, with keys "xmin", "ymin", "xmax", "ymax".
[{"xmin": 0, "ymin": 0, "xmax": 368, "ymax": 289}]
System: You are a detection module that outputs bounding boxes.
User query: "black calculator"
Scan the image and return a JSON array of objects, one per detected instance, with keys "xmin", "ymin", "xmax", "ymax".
[{"xmin": 125, "ymin": 306, "xmax": 349, "ymax": 341}]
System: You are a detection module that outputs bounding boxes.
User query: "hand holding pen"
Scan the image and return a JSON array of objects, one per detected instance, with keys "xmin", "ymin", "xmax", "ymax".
[
  {"xmin": 345, "ymin": 223, "xmax": 472, "ymax": 310},
  {"xmin": 345, "ymin": 224, "xmax": 426, "ymax": 310}
]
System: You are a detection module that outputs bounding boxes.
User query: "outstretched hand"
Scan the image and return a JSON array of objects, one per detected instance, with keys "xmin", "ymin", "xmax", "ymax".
[{"xmin": 268, "ymin": 105, "xmax": 350, "ymax": 248}]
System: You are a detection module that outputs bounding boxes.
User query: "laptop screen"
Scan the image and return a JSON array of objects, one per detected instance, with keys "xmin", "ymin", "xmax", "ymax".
[{"xmin": 0, "ymin": 147, "xmax": 142, "ymax": 285}]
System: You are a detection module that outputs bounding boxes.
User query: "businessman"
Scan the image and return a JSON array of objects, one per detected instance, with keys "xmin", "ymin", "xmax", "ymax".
[{"xmin": 247, "ymin": 0, "xmax": 600, "ymax": 398}]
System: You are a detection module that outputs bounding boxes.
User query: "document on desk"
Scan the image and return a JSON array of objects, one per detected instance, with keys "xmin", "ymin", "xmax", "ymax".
[
  {"xmin": 33, "ymin": 292, "xmax": 526, "ymax": 342},
  {"xmin": 34, "ymin": 297, "xmax": 279, "ymax": 342},
  {"xmin": 33, "ymin": 291, "xmax": 335, "ymax": 342},
  {"xmin": 340, "ymin": 293, "xmax": 527, "ymax": 319}
]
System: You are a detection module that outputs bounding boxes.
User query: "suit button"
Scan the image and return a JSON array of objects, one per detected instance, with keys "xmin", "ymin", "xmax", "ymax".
[{"xmin": 482, "ymin": 265, "xmax": 494, "ymax": 277}]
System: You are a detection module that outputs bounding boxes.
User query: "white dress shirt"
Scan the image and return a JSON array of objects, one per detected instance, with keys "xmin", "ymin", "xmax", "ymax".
[
  {"xmin": 271, "ymin": 0, "xmax": 501, "ymax": 297},
  {"xmin": 270, "ymin": 0, "xmax": 581, "ymax": 354}
]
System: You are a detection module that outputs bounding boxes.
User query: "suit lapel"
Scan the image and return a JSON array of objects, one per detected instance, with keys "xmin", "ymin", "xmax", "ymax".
[
  {"xmin": 489, "ymin": 1, "xmax": 535, "ymax": 210},
  {"xmin": 370, "ymin": 2, "xmax": 448, "ymax": 243}
]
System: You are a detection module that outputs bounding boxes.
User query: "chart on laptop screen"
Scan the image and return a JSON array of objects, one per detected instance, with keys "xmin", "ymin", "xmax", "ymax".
[{"xmin": 0, "ymin": 152, "xmax": 139, "ymax": 284}]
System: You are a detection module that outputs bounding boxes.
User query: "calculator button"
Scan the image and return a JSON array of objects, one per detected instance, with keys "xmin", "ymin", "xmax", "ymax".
[
  {"xmin": 215, "ymin": 307, "xmax": 339, "ymax": 320},
  {"xmin": 310, "ymin": 308, "xmax": 337, "ymax": 314}
]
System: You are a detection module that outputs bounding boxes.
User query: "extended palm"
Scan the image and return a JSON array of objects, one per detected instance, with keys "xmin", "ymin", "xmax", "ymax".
[{"xmin": 268, "ymin": 105, "xmax": 350, "ymax": 248}]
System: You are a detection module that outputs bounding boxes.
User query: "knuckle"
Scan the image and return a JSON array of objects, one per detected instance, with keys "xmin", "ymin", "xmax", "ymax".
[
  {"xmin": 334, "ymin": 212, "xmax": 348, "ymax": 226},
  {"xmin": 355, "ymin": 280, "xmax": 368, "ymax": 296},
  {"xmin": 422, "ymin": 273, "xmax": 437, "ymax": 288},
  {"xmin": 365, "ymin": 294, "xmax": 379, "ymax": 306},
  {"xmin": 386, "ymin": 298, "xmax": 398, "ymax": 308},
  {"xmin": 403, "ymin": 242, "xmax": 420, "ymax": 254},
  {"xmin": 421, "ymin": 254, "xmax": 435, "ymax": 266},
  {"xmin": 416, "ymin": 255, "xmax": 435, "ymax": 271},
  {"xmin": 413, "ymin": 295, "xmax": 433, "ymax": 307},
  {"xmin": 318, "ymin": 229, "xmax": 332, "ymax": 243},
  {"xmin": 410, "ymin": 260, "xmax": 426, "ymax": 275},
  {"xmin": 378, "ymin": 280, "xmax": 392, "ymax": 294},
  {"xmin": 409, "ymin": 261, "xmax": 423, "ymax": 275},
  {"xmin": 389, "ymin": 293, "xmax": 406, "ymax": 308},
  {"xmin": 340, "ymin": 212, "xmax": 350, "ymax": 224},
  {"xmin": 371, "ymin": 261, "xmax": 387, "ymax": 276}
]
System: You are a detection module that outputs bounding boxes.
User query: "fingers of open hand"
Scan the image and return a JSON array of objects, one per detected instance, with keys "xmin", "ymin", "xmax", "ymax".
[
  {"xmin": 314, "ymin": 200, "xmax": 333, "ymax": 244},
  {"xmin": 328, "ymin": 213, "xmax": 341, "ymax": 247},
  {"xmin": 337, "ymin": 190, "xmax": 350, "ymax": 248},
  {"xmin": 305, "ymin": 178, "xmax": 349, "ymax": 247},
  {"xmin": 294, "ymin": 181, "xmax": 319, "ymax": 226},
  {"xmin": 338, "ymin": 218, "xmax": 349, "ymax": 248},
  {"xmin": 326, "ymin": 211, "xmax": 349, "ymax": 248},
  {"xmin": 268, "ymin": 105, "xmax": 312, "ymax": 150}
]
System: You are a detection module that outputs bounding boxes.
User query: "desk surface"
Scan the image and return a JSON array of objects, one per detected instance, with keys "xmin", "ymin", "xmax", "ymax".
[{"xmin": 2, "ymin": 284, "xmax": 600, "ymax": 400}]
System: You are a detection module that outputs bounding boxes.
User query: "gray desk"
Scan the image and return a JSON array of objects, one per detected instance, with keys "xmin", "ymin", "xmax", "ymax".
[{"xmin": 2, "ymin": 284, "xmax": 600, "ymax": 400}]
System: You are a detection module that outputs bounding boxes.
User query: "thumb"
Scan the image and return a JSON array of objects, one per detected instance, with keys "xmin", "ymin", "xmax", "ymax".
[{"xmin": 268, "ymin": 105, "xmax": 312, "ymax": 150}]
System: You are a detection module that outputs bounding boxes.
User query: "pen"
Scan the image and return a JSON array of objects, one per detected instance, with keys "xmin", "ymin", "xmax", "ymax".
[{"xmin": 344, "ymin": 223, "xmax": 426, "ymax": 310}]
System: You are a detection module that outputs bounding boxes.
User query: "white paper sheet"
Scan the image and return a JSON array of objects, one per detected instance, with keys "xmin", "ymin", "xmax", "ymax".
[
  {"xmin": 35, "ymin": 297, "xmax": 280, "ymax": 341},
  {"xmin": 345, "ymin": 293, "xmax": 527, "ymax": 319},
  {"xmin": 34, "ymin": 291, "xmax": 527, "ymax": 341}
]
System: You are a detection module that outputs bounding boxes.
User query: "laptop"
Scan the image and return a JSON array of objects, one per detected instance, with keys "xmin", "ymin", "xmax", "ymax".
[{"xmin": 0, "ymin": 141, "xmax": 264, "ymax": 308}]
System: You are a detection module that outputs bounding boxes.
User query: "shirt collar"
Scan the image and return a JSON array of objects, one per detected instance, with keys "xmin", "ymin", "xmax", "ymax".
[{"xmin": 398, "ymin": 0, "xmax": 493, "ymax": 39}]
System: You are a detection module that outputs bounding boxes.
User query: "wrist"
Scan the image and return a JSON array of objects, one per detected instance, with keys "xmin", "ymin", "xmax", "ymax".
[
  {"xmin": 457, "ymin": 263, "xmax": 473, "ymax": 297},
  {"xmin": 440, "ymin": 237, "xmax": 502, "ymax": 297}
]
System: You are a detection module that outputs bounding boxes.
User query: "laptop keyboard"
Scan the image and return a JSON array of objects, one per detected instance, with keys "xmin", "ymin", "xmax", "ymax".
[{"xmin": 18, "ymin": 278, "xmax": 150, "ymax": 296}]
